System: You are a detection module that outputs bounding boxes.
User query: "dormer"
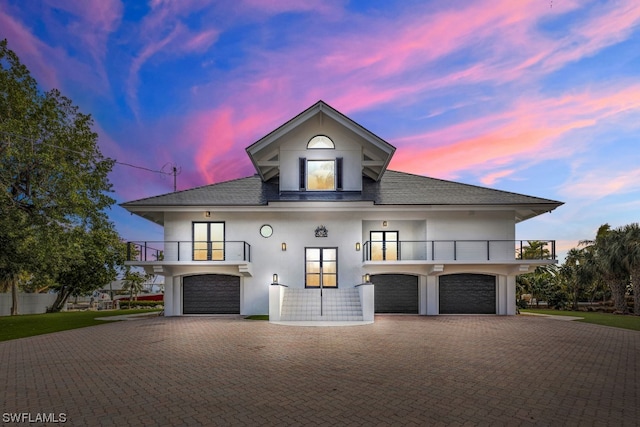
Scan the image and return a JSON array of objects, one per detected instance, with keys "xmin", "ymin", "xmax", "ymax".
[{"xmin": 246, "ymin": 101, "xmax": 396, "ymax": 192}]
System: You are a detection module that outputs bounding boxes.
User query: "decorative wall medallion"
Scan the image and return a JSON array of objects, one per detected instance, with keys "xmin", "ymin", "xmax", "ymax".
[{"xmin": 314, "ymin": 225, "xmax": 328, "ymax": 238}]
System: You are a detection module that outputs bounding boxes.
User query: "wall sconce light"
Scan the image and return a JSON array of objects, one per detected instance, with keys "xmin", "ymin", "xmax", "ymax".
[
  {"xmin": 204, "ymin": 211, "xmax": 211, "ymax": 218},
  {"xmin": 355, "ymin": 242, "xmax": 361, "ymax": 251},
  {"xmin": 273, "ymin": 274, "xmax": 278, "ymax": 284},
  {"xmin": 281, "ymin": 242, "xmax": 287, "ymax": 251},
  {"xmin": 364, "ymin": 273, "xmax": 371, "ymax": 283},
  {"xmin": 382, "ymin": 221, "xmax": 388, "ymax": 227}
]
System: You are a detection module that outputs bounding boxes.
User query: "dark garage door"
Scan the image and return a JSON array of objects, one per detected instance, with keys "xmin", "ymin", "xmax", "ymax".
[
  {"xmin": 439, "ymin": 274, "xmax": 495, "ymax": 314},
  {"xmin": 183, "ymin": 274, "xmax": 240, "ymax": 314},
  {"xmin": 371, "ymin": 274, "xmax": 419, "ymax": 314}
]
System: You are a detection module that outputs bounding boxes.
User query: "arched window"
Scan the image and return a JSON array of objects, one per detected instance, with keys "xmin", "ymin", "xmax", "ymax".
[{"xmin": 307, "ymin": 135, "xmax": 335, "ymax": 149}]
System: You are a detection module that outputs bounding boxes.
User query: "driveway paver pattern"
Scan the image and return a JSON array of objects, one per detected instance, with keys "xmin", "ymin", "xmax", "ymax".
[{"xmin": 1, "ymin": 315, "xmax": 638, "ymax": 426}]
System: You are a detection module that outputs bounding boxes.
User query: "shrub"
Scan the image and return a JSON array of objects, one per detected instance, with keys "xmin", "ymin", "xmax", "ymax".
[{"xmin": 118, "ymin": 301, "xmax": 163, "ymax": 309}]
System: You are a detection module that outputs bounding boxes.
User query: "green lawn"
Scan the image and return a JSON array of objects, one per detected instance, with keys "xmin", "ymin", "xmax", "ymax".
[
  {"xmin": 0, "ymin": 309, "xmax": 161, "ymax": 342},
  {"xmin": 522, "ymin": 309, "xmax": 640, "ymax": 331},
  {"xmin": 244, "ymin": 315, "xmax": 269, "ymax": 321}
]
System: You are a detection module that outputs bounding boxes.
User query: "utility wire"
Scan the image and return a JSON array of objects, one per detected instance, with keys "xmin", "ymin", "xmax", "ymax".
[{"xmin": 0, "ymin": 130, "xmax": 181, "ymax": 189}]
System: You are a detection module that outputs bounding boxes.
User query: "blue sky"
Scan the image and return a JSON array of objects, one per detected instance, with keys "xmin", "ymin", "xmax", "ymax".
[{"xmin": 2, "ymin": 0, "xmax": 640, "ymax": 260}]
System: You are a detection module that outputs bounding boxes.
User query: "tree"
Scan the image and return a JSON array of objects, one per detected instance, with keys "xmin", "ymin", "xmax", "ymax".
[
  {"xmin": 519, "ymin": 240, "xmax": 551, "ymax": 260},
  {"xmin": 616, "ymin": 223, "xmax": 640, "ymax": 315},
  {"xmin": 518, "ymin": 264, "xmax": 563, "ymax": 308},
  {"xmin": 122, "ymin": 270, "xmax": 147, "ymax": 302},
  {"xmin": 48, "ymin": 221, "xmax": 126, "ymax": 312},
  {"xmin": 1, "ymin": 39, "xmax": 119, "ymax": 314},
  {"xmin": 561, "ymin": 247, "xmax": 595, "ymax": 311},
  {"xmin": 581, "ymin": 224, "xmax": 629, "ymax": 314}
]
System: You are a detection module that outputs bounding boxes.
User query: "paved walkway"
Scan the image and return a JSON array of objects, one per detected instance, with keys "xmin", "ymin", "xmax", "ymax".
[{"xmin": 1, "ymin": 315, "xmax": 638, "ymax": 426}]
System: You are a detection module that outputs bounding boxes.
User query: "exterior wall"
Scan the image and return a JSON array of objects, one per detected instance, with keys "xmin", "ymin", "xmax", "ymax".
[
  {"xmin": 156, "ymin": 208, "xmax": 525, "ymax": 316},
  {"xmin": 0, "ymin": 293, "xmax": 60, "ymax": 316},
  {"xmin": 427, "ymin": 211, "xmax": 516, "ymax": 261},
  {"xmin": 426, "ymin": 211, "xmax": 515, "ymax": 241},
  {"xmin": 163, "ymin": 210, "xmax": 365, "ymax": 315}
]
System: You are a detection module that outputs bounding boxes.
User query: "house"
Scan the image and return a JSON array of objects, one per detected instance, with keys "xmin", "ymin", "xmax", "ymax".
[{"xmin": 122, "ymin": 101, "xmax": 562, "ymax": 322}]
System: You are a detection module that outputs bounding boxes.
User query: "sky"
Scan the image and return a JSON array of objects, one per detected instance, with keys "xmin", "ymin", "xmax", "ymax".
[{"xmin": 2, "ymin": 0, "xmax": 640, "ymax": 261}]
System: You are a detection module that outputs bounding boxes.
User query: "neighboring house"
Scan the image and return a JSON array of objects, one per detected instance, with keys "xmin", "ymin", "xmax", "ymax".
[{"xmin": 122, "ymin": 101, "xmax": 562, "ymax": 322}]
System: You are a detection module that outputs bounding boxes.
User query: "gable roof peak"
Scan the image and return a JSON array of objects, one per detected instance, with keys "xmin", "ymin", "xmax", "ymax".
[{"xmin": 246, "ymin": 100, "xmax": 395, "ymax": 182}]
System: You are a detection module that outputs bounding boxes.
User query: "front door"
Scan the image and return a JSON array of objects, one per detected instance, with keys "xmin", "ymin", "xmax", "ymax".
[
  {"xmin": 305, "ymin": 248, "xmax": 337, "ymax": 288},
  {"xmin": 370, "ymin": 231, "xmax": 399, "ymax": 261}
]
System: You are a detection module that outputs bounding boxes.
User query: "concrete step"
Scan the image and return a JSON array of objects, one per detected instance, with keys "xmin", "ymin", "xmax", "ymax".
[{"xmin": 281, "ymin": 288, "xmax": 363, "ymax": 321}]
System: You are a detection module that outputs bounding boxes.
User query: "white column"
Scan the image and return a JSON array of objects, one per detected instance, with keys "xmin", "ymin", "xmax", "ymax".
[
  {"xmin": 419, "ymin": 275, "xmax": 427, "ymax": 315},
  {"xmin": 426, "ymin": 275, "xmax": 438, "ymax": 315},
  {"xmin": 172, "ymin": 276, "xmax": 182, "ymax": 316},
  {"xmin": 496, "ymin": 275, "xmax": 507, "ymax": 315},
  {"xmin": 506, "ymin": 275, "xmax": 517, "ymax": 315},
  {"xmin": 163, "ymin": 276, "xmax": 174, "ymax": 316},
  {"xmin": 358, "ymin": 284, "xmax": 375, "ymax": 322},
  {"xmin": 269, "ymin": 284, "xmax": 284, "ymax": 322}
]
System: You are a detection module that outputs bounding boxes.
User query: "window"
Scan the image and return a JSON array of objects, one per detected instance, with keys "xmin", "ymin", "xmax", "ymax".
[
  {"xmin": 299, "ymin": 135, "xmax": 342, "ymax": 191},
  {"xmin": 299, "ymin": 157, "xmax": 343, "ymax": 191},
  {"xmin": 306, "ymin": 248, "xmax": 338, "ymax": 288},
  {"xmin": 370, "ymin": 231, "xmax": 399, "ymax": 261},
  {"xmin": 307, "ymin": 135, "xmax": 334, "ymax": 149},
  {"xmin": 193, "ymin": 222, "xmax": 225, "ymax": 260},
  {"xmin": 307, "ymin": 160, "xmax": 335, "ymax": 191}
]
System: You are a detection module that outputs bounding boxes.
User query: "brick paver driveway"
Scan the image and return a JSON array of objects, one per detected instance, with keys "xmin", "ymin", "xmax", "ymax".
[{"xmin": 1, "ymin": 315, "xmax": 639, "ymax": 426}]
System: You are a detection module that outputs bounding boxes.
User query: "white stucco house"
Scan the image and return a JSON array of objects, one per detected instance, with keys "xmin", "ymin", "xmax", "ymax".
[{"xmin": 122, "ymin": 101, "xmax": 562, "ymax": 323}]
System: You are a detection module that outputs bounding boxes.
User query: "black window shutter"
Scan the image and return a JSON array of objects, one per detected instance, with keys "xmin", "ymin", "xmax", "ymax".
[
  {"xmin": 299, "ymin": 158, "xmax": 306, "ymax": 190},
  {"xmin": 336, "ymin": 157, "xmax": 343, "ymax": 190}
]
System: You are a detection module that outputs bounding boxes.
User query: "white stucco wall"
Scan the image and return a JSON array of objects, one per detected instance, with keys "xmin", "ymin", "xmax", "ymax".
[
  {"xmin": 159, "ymin": 207, "xmax": 522, "ymax": 316},
  {"xmin": 164, "ymin": 210, "xmax": 366, "ymax": 315},
  {"xmin": 0, "ymin": 293, "xmax": 59, "ymax": 316}
]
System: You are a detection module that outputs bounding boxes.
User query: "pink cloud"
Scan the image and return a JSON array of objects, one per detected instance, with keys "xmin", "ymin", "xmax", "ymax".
[
  {"xmin": 183, "ymin": 105, "xmax": 285, "ymax": 184},
  {"xmin": 559, "ymin": 168, "xmax": 640, "ymax": 200},
  {"xmin": 127, "ymin": 24, "xmax": 185, "ymax": 117},
  {"xmin": 0, "ymin": 9, "xmax": 61, "ymax": 89},
  {"xmin": 240, "ymin": 0, "xmax": 343, "ymax": 15},
  {"xmin": 173, "ymin": 0, "xmax": 640, "ymax": 144},
  {"xmin": 183, "ymin": 29, "xmax": 220, "ymax": 52},
  {"xmin": 480, "ymin": 170, "xmax": 516, "ymax": 186},
  {"xmin": 124, "ymin": 1, "xmax": 220, "ymax": 118},
  {"xmin": 389, "ymin": 85, "xmax": 640, "ymax": 182},
  {"xmin": 0, "ymin": 1, "xmax": 126, "ymax": 97},
  {"xmin": 42, "ymin": 0, "xmax": 122, "ymax": 57},
  {"xmin": 305, "ymin": 0, "xmax": 640, "ymax": 113}
]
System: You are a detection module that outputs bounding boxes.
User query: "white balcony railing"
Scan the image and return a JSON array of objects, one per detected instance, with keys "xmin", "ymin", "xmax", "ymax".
[
  {"xmin": 126, "ymin": 241, "xmax": 251, "ymax": 262},
  {"xmin": 362, "ymin": 240, "xmax": 556, "ymax": 262}
]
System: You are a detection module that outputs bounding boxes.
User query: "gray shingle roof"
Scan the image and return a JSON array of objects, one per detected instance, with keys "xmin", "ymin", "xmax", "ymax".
[
  {"xmin": 120, "ymin": 175, "xmax": 279, "ymax": 207},
  {"xmin": 364, "ymin": 170, "xmax": 561, "ymax": 205},
  {"xmin": 121, "ymin": 170, "xmax": 562, "ymax": 208}
]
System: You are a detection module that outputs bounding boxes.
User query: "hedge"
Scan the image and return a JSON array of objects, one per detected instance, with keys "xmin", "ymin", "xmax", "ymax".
[{"xmin": 118, "ymin": 301, "xmax": 164, "ymax": 309}]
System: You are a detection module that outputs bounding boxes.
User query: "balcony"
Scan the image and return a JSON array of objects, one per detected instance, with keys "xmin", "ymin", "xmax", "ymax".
[
  {"xmin": 362, "ymin": 240, "xmax": 556, "ymax": 262},
  {"xmin": 126, "ymin": 241, "xmax": 251, "ymax": 263}
]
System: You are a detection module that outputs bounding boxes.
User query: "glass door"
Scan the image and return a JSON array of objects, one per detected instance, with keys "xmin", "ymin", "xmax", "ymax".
[
  {"xmin": 305, "ymin": 248, "xmax": 337, "ymax": 288},
  {"xmin": 370, "ymin": 231, "xmax": 398, "ymax": 261},
  {"xmin": 193, "ymin": 222, "xmax": 225, "ymax": 261}
]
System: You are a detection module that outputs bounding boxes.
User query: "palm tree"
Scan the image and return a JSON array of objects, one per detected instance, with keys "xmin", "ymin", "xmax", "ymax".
[
  {"xmin": 617, "ymin": 223, "xmax": 640, "ymax": 315},
  {"xmin": 581, "ymin": 224, "xmax": 629, "ymax": 314},
  {"xmin": 122, "ymin": 270, "xmax": 146, "ymax": 303},
  {"xmin": 562, "ymin": 247, "xmax": 595, "ymax": 311},
  {"xmin": 519, "ymin": 240, "xmax": 551, "ymax": 260},
  {"xmin": 519, "ymin": 264, "xmax": 561, "ymax": 308}
]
